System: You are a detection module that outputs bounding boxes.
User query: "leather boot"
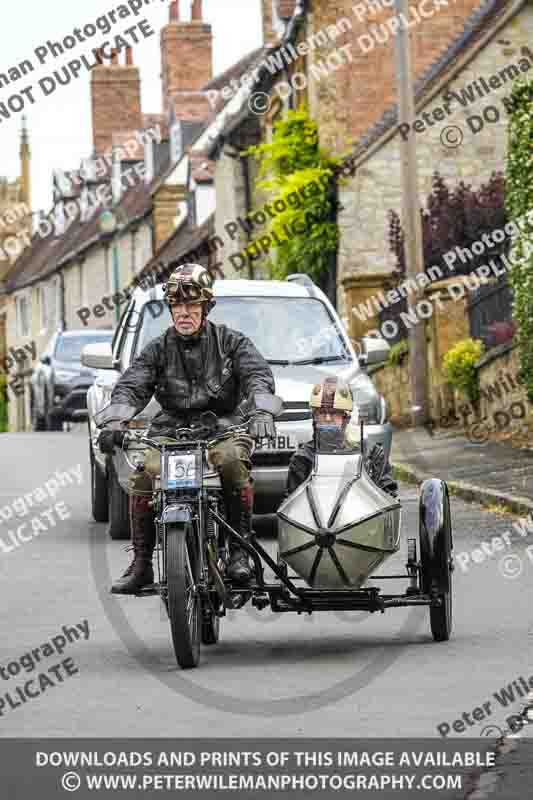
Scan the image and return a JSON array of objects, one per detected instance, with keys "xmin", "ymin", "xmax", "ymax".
[
  {"xmin": 227, "ymin": 482, "xmax": 255, "ymax": 584},
  {"xmin": 111, "ymin": 495, "xmax": 156, "ymax": 594}
]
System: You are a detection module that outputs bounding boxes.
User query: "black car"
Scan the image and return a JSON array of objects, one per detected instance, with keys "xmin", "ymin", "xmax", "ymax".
[{"xmin": 31, "ymin": 329, "xmax": 113, "ymax": 431}]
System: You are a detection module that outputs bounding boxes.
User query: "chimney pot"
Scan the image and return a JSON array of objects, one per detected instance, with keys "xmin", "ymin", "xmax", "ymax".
[
  {"xmin": 111, "ymin": 49, "xmax": 118, "ymax": 65},
  {"xmin": 277, "ymin": 0, "xmax": 296, "ymax": 20},
  {"xmin": 126, "ymin": 46, "xmax": 133, "ymax": 65},
  {"xmin": 169, "ymin": 0, "xmax": 179, "ymax": 21},
  {"xmin": 191, "ymin": 0, "xmax": 202, "ymax": 20}
]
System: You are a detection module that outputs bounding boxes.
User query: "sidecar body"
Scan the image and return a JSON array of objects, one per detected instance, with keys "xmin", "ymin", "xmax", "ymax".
[{"xmin": 277, "ymin": 450, "xmax": 401, "ymax": 589}]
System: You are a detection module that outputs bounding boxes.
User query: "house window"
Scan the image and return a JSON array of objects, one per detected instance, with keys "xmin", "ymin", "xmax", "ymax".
[{"xmin": 16, "ymin": 293, "xmax": 31, "ymax": 338}]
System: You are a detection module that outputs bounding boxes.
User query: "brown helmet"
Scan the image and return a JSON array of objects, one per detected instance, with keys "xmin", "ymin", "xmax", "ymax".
[
  {"xmin": 309, "ymin": 377, "xmax": 353, "ymax": 415},
  {"xmin": 163, "ymin": 263, "xmax": 214, "ymax": 306}
]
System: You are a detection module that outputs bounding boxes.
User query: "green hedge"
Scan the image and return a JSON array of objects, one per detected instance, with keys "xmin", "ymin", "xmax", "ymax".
[{"xmin": 505, "ymin": 77, "xmax": 533, "ymax": 400}]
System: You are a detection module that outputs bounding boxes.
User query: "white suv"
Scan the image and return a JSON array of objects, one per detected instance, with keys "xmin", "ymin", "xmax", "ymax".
[{"xmin": 83, "ymin": 276, "xmax": 391, "ymax": 539}]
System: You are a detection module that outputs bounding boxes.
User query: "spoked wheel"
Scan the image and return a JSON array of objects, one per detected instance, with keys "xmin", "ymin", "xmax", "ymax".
[
  {"xmin": 419, "ymin": 479, "xmax": 453, "ymax": 642},
  {"xmin": 167, "ymin": 522, "xmax": 201, "ymax": 668}
]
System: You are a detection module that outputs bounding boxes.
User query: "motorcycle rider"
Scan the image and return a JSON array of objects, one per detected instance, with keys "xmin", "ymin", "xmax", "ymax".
[
  {"xmin": 287, "ymin": 377, "xmax": 399, "ymax": 496},
  {"xmin": 97, "ymin": 263, "xmax": 277, "ymax": 594}
]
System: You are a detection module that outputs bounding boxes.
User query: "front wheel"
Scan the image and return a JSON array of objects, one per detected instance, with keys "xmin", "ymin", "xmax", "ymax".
[
  {"xmin": 107, "ymin": 459, "xmax": 130, "ymax": 540},
  {"xmin": 89, "ymin": 425, "xmax": 108, "ymax": 523},
  {"xmin": 167, "ymin": 523, "xmax": 201, "ymax": 669},
  {"xmin": 46, "ymin": 404, "xmax": 63, "ymax": 431},
  {"xmin": 31, "ymin": 392, "xmax": 46, "ymax": 431}
]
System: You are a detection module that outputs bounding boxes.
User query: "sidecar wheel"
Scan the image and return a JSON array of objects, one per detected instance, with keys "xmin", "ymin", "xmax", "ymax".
[
  {"xmin": 419, "ymin": 479, "xmax": 453, "ymax": 642},
  {"xmin": 167, "ymin": 523, "xmax": 201, "ymax": 669},
  {"xmin": 431, "ymin": 579, "xmax": 452, "ymax": 642}
]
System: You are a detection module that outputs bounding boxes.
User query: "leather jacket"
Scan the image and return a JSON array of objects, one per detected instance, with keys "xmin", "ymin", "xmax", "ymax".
[{"xmin": 109, "ymin": 321, "xmax": 275, "ymax": 437}]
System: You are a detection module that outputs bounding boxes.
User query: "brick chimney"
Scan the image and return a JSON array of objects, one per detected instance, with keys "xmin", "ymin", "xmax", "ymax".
[
  {"xmin": 161, "ymin": 0, "xmax": 213, "ymax": 120},
  {"xmin": 309, "ymin": 0, "xmax": 493, "ymax": 151},
  {"xmin": 91, "ymin": 48, "xmax": 142, "ymax": 156},
  {"xmin": 261, "ymin": 0, "xmax": 296, "ymax": 44}
]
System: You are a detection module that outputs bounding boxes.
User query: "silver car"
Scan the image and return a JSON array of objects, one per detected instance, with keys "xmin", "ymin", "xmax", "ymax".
[{"xmin": 82, "ymin": 275, "xmax": 392, "ymax": 539}]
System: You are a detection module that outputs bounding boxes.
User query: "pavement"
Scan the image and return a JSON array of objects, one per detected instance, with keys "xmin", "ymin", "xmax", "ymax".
[
  {"xmin": 0, "ymin": 428, "xmax": 531, "ymax": 799},
  {"xmin": 392, "ymin": 426, "xmax": 533, "ymax": 516},
  {"xmin": 391, "ymin": 426, "xmax": 533, "ymax": 799}
]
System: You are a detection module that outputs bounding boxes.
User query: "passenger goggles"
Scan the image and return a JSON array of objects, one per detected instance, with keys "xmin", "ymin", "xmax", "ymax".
[{"xmin": 168, "ymin": 282, "xmax": 204, "ymax": 304}]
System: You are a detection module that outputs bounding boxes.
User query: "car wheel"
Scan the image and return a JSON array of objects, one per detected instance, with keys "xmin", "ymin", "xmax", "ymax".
[
  {"xmin": 45, "ymin": 401, "xmax": 63, "ymax": 431},
  {"xmin": 90, "ymin": 426, "xmax": 108, "ymax": 523},
  {"xmin": 31, "ymin": 393, "xmax": 46, "ymax": 431},
  {"xmin": 107, "ymin": 458, "xmax": 131, "ymax": 540}
]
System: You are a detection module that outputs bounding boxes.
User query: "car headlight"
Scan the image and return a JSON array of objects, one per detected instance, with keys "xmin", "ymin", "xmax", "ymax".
[{"xmin": 55, "ymin": 370, "xmax": 76, "ymax": 382}]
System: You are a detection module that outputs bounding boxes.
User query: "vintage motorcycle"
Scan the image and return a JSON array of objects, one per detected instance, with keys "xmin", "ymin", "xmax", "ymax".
[{"xmin": 96, "ymin": 399, "xmax": 453, "ymax": 669}]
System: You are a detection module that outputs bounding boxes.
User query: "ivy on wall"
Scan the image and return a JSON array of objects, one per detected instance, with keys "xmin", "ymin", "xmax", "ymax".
[
  {"xmin": 244, "ymin": 107, "xmax": 340, "ymax": 283},
  {"xmin": 505, "ymin": 78, "xmax": 533, "ymax": 401}
]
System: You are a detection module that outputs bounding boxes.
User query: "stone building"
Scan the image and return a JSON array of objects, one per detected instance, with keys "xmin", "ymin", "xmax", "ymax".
[
  {"xmin": 0, "ymin": 118, "xmax": 32, "ymax": 385},
  {"xmin": 1, "ymin": 0, "xmax": 241, "ymax": 431},
  {"xmin": 328, "ymin": 0, "xmax": 533, "ymax": 337}
]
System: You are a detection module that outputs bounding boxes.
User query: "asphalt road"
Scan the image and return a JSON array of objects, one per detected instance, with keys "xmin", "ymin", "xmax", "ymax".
[{"xmin": 0, "ymin": 429, "xmax": 531, "ymax": 738}]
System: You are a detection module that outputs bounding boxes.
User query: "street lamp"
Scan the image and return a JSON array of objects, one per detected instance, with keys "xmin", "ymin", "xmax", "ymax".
[{"xmin": 98, "ymin": 209, "xmax": 122, "ymax": 325}]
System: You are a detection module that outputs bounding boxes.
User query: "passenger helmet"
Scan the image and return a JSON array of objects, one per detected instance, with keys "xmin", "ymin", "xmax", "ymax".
[
  {"xmin": 309, "ymin": 377, "xmax": 353, "ymax": 415},
  {"xmin": 163, "ymin": 263, "xmax": 214, "ymax": 307}
]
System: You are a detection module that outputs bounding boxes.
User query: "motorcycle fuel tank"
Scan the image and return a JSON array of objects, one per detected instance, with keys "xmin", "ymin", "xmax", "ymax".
[{"xmin": 277, "ymin": 452, "xmax": 401, "ymax": 589}]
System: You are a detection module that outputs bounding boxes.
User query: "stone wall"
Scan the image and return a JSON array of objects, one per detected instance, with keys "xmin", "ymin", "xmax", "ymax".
[
  {"xmin": 370, "ymin": 358, "xmax": 412, "ymax": 427},
  {"xmin": 335, "ymin": 5, "xmax": 533, "ymax": 330},
  {"xmin": 372, "ymin": 337, "xmax": 533, "ymax": 451},
  {"xmin": 456, "ymin": 344, "xmax": 533, "ymax": 446}
]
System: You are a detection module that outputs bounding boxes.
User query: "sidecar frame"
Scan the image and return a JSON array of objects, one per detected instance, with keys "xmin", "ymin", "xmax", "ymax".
[{"xmin": 207, "ymin": 477, "xmax": 453, "ymax": 643}]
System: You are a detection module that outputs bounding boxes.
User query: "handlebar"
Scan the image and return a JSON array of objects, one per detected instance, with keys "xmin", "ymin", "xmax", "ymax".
[{"xmin": 121, "ymin": 423, "xmax": 250, "ymax": 452}]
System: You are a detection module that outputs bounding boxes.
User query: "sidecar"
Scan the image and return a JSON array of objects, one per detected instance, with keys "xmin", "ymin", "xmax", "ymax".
[{"xmin": 227, "ymin": 442, "xmax": 454, "ymax": 644}]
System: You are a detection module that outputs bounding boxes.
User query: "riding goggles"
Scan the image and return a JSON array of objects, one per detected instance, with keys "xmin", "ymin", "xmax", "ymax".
[{"xmin": 167, "ymin": 282, "xmax": 205, "ymax": 304}]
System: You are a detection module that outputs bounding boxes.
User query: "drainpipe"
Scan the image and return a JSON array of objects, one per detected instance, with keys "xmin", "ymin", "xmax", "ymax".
[
  {"xmin": 59, "ymin": 269, "xmax": 67, "ymax": 330},
  {"xmin": 240, "ymin": 155, "xmax": 254, "ymax": 280}
]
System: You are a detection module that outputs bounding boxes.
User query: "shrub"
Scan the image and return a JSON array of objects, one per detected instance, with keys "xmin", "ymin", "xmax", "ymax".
[
  {"xmin": 389, "ymin": 171, "xmax": 507, "ymax": 279},
  {"xmin": 442, "ymin": 338, "xmax": 484, "ymax": 403}
]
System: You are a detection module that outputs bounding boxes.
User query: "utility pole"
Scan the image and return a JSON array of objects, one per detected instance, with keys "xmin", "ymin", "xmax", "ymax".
[{"xmin": 393, "ymin": 0, "xmax": 429, "ymax": 426}]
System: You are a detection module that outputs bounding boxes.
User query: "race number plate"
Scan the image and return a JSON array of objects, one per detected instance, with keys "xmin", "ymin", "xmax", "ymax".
[
  {"xmin": 256, "ymin": 434, "xmax": 297, "ymax": 452},
  {"xmin": 164, "ymin": 452, "xmax": 201, "ymax": 489}
]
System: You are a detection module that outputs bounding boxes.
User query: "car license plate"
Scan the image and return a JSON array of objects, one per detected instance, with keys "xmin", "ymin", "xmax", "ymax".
[
  {"xmin": 256, "ymin": 435, "xmax": 297, "ymax": 451},
  {"xmin": 166, "ymin": 453, "xmax": 199, "ymax": 488}
]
